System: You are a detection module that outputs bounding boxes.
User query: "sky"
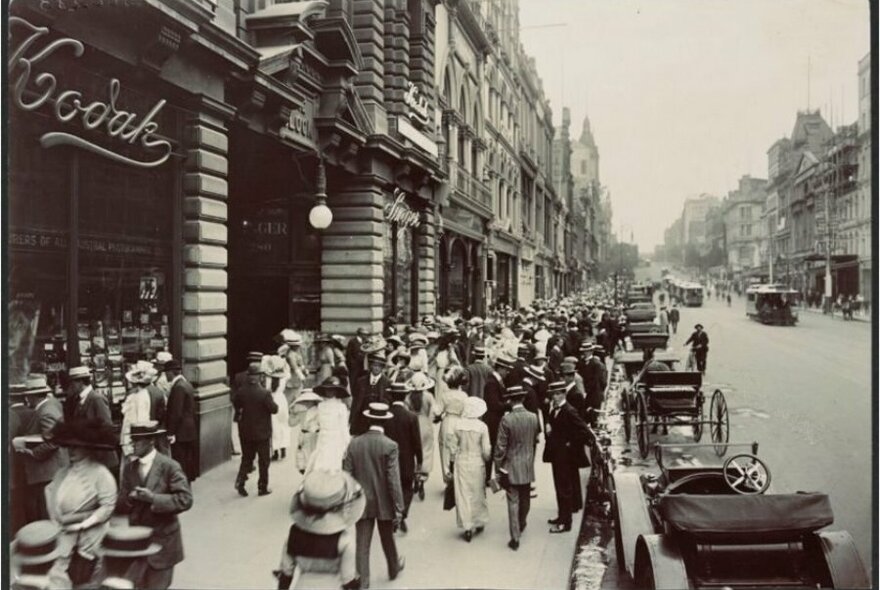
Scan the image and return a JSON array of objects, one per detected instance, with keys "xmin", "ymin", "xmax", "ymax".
[{"xmin": 518, "ymin": 0, "xmax": 871, "ymax": 252}]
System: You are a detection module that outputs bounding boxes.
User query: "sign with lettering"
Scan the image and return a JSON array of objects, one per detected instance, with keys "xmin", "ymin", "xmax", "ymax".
[
  {"xmin": 9, "ymin": 17, "xmax": 172, "ymax": 168},
  {"xmin": 384, "ymin": 189, "xmax": 420, "ymax": 228},
  {"xmin": 280, "ymin": 100, "xmax": 317, "ymax": 148},
  {"xmin": 403, "ymin": 82, "xmax": 430, "ymax": 128}
]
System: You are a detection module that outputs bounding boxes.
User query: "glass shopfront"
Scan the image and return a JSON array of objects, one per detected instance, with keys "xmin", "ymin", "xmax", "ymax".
[{"xmin": 382, "ymin": 190, "xmax": 422, "ymax": 325}]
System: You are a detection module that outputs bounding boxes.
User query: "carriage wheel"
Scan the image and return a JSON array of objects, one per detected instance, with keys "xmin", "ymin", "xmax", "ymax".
[
  {"xmin": 622, "ymin": 392, "xmax": 632, "ymax": 443},
  {"xmin": 692, "ymin": 394, "xmax": 704, "ymax": 442},
  {"xmin": 636, "ymin": 393, "xmax": 650, "ymax": 459},
  {"xmin": 710, "ymin": 389, "xmax": 730, "ymax": 455},
  {"xmin": 611, "ymin": 494, "xmax": 626, "ymax": 572}
]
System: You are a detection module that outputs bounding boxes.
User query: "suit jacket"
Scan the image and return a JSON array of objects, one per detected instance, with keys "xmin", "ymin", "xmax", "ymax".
[
  {"xmin": 345, "ymin": 336, "xmax": 366, "ymax": 385},
  {"xmin": 685, "ymin": 331, "xmax": 709, "ymax": 352},
  {"xmin": 343, "ymin": 429, "xmax": 404, "ymax": 521},
  {"xmin": 232, "ymin": 376, "xmax": 278, "ymax": 442},
  {"xmin": 351, "ymin": 374, "xmax": 389, "ymax": 435},
  {"xmin": 23, "ymin": 396, "xmax": 69, "ymax": 485},
  {"xmin": 494, "ymin": 406, "xmax": 539, "ymax": 485},
  {"xmin": 544, "ymin": 403, "xmax": 590, "ymax": 468},
  {"xmin": 564, "ymin": 381, "xmax": 588, "ymax": 422},
  {"xmin": 166, "ymin": 378, "xmax": 197, "ymax": 443},
  {"xmin": 117, "ymin": 452, "xmax": 193, "ymax": 569},
  {"xmin": 579, "ymin": 357, "xmax": 607, "ymax": 411},
  {"xmin": 482, "ymin": 373, "xmax": 507, "ymax": 443},
  {"xmin": 386, "ymin": 404, "xmax": 423, "ymax": 484},
  {"xmin": 465, "ymin": 362, "xmax": 492, "ymax": 399},
  {"xmin": 520, "ymin": 377, "xmax": 542, "ymax": 417},
  {"xmin": 147, "ymin": 384, "xmax": 167, "ymax": 425}
]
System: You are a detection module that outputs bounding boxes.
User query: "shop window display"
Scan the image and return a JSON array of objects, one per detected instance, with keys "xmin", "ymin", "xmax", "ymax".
[{"xmin": 384, "ymin": 223, "xmax": 414, "ymax": 323}]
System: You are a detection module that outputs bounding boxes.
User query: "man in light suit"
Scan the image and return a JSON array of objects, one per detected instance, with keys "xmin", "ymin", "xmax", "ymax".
[
  {"xmin": 163, "ymin": 360, "xmax": 198, "ymax": 482},
  {"xmin": 343, "ymin": 403, "xmax": 405, "ymax": 590},
  {"xmin": 350, "ymin": 352, "xmax": 389, "ymax": 436},
  {"xmin": 494, "ymin": 385, "xmax": 540, "ymax": 551},
  {"xmin": 116, "ymin": 421, "xmax": 193, "ymax": 589},
  {"xmin": 14, "ymin": 375, "xmax": 68, "ymax": 523},
  {"xmin": 386, "ymin": 383, "xmax": 423, "ymax": 533}
]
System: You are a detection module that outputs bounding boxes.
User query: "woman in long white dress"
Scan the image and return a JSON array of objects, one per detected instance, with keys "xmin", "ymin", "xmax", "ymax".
[
  {"xmin": 262, "ymin": 355, "xmax": 291, "ymax": 461},
  {"xmin": 433, "ymin": 332, "xmax": 461, "ymax": 415},
  {"xmin": 405, "ymin": 371, "xmax": 437, "ymax": 500},
  {"xmin": 306, "ymin": 377, "xmax": 351, "ymax": 474},
  {"xmin": 447, "ymin": 397, "xmax": 491, "ymax": 542},
  {"xmin": 290, "ymin": 389, "xmax": 322, "ymax": 475},
  {"xmin": 438, "ymin": 366, "xmax": 469, "ymax": 475},
  {"xmin": 120, "ymin": 361, "xmax": 154, "ymax": 457}
]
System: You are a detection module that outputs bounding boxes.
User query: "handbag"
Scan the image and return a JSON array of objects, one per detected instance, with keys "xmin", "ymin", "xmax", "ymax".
[
  {"xmin": 443, "ymin": 480, "xmax": 456, "ymax": 510},
  {"xmin": 67, "ymin": 532, "xmax": 97, "ymax": 586}
]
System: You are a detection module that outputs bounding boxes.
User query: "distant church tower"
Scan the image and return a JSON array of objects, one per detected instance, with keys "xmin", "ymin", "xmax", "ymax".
[{"xmin": 572, "ymin": 115, "xmax": 600, "ymax": 187}]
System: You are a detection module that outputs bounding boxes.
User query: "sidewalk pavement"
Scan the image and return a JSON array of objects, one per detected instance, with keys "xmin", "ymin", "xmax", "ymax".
[
  {"xmin": 174, "ymin": 427, "xmax": 582, "ymax": 589},
  {"xmin": 798, "ymin": 306, "xmax": 870, "ymax": 323}
]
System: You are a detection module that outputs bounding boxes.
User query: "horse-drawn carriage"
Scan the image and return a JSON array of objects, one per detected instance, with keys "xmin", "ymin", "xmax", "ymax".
[{"xmin": 612, "ymin": 442, "xmax": 870, "ymax": 589}]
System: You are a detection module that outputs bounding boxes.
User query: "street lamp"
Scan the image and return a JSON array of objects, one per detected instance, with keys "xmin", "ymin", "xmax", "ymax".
[{"xmin": 308, "ymin": 158, "xmax": 332, "ymax": 230}]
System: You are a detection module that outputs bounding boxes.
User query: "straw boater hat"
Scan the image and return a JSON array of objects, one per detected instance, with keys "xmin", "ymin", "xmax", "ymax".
[
  {"xmin": 387, "ymin": 382, "xmax": 412, "ymax": 400},
  {"xmin": 100, "ymin": 525, "xmax": 161, "ymax": 558},
  {"xmin": 314, "ymin": 333, "xmax": 333, "ymax": 344},
  {"xmin": 363, "ymin": 402, "xmax": 393, "ymax": 421},
  {"xmin": 315, "ymin": 376, "xmax": 350, "ymax": 399},
  {"xmin": 51, "ymin": 418, "xmax": 116, "ymax": 449},
  {"xmin": 152, "ymin": 351, "xmax": 174, "ymax": 369},
  {"xmin": 494, "ymin": 355, "xmax": 516, "ymax": 370},
  {"xmin": 280, "ymin": 329, "xmax": 302, "ymax": 346},
  {"xmin": 68, "ymin": 366, "xmax": 92, "ymax": 382},
  {"xmin": 12, "ymin": 520, "xmax": 63, "ymax": 566},
  {"xmin": 128, "ymin": 420, "xmax": 167, "ymax": 439},
  {"xmin": 290, "ymin": 470, "xmax": 366, "ymax": 535},
  {"xmin": 523, "ymin": 364, "xmax": 546, "ymax": 381},
  {"xmin": 548, "ymin": 381, "xmax": 567, "ymax": 394},
  {"xmin": 472, "ymin": 345, "xmax": 486, "ymax": 359},
  {"xmin": 245, "ymin": 351, "xmax": 263, "ymax": 363},
  {"xmin": 21, "ymin": 375, "xmax": 52, "ymax": 396},
  {"xmin": 408, "ymin": 372, "xmax": 436, "ymax": 392},
  {"xmin": 503, "ymin": 385, "xmax": 528, "ymax": 400},
  {"xmin": 462, "ymin": 397, "xmax": 488, "ymax": 419},
  {"xmin": 125, "ymin": 361, "xmax": 157, "ymax": 386},
  {"xmin": 468, "ymin": 317, "xmax": 485, "ymax": 327}
]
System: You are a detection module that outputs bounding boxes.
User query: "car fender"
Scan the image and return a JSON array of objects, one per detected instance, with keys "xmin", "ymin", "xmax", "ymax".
[
  {"xmin": 613, "ymin": 473, "xmax": 654, "ymax": 577},
  {"xmin": 634, "ymin": 534, "xmax": 690, "ymax": 590},
  {"xmin": 809, "ymin": 531, "xmax": 870, "ymax": 588}
]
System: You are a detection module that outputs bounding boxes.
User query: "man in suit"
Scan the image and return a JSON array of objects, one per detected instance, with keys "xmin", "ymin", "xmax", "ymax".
[
  {"xmin": 9, "ymin": 383, "xmax": 35, "ymax": 533},
  {"xmin": 351, "ymin": 352, "xmax": 389, "ymax": 435},
  {"xmin": 483, "ymin": 355, "xmax": 513, "ymax": 483},
  {"xmin": 14, "ymin": 375, "xmax": 68, "ymax": 522},
  {"xmin": 232, "ymin": 362, "xmax": 278, "ymax": 497},
  {"xmin": 465, "ymin": 346, "xmax": 492, "ymax": 399},
  {"xmin": 148, "ymin": 356, "xmax": 172, "ymax": 456},
  {"xmin": 545, "ymin": 381, "xmax": 591, "ymax": 533},
  {"xmin": 116, "ymin": 421, "xmax": 193, "ymax": 589},
  {"xmin": 561, "ymin": 361, "xmax": 588, "ymax": 423},
  {"xmin": 343, "ymin": 403, "xmax": 405, "ymax": 589},
  {"xmin": 346, "ymin": 328, "xmax": 369, "ymax": 386},
  {"xmin": 505, "ymin": 342, "xmax": 533, "ymax": 388},
  {"xmin": 494, "ymin": 385, "xmax": 540, "ymax": 551},
  {"xmin": 684, "ymin": 323, "xmax": 710, "ymax": 375},
  {"xmin": 230, "ymin": 351, "xmax": 263, "ymax": 456},
  {"xmin": 163, "ymin": 360, "xmax": 198, "ymax": 482},
  {"xmin": 385, "ymin": 383, "xmax": 422, "ymax": 533},
  {"xmin": 577, "ymin": 343, "xmax": 607, "ymax": 427},
  {"xmin": 67, "ymin": 366, "xmax": 118, "ymax": 475}
]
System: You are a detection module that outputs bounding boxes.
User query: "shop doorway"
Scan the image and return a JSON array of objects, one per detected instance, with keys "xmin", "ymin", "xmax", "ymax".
[
  {"xmin": 448, "ymin": 239, "xmax": 468, "ymax": 314},
  {"xmin": 228, "ymin": 275, "xmax": 289, "ymax": 375}
]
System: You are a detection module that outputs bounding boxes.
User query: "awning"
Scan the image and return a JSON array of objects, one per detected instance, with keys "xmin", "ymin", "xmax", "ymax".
[{"xmin": 803, "ymin": 253, "xmax": 858, "ymax": 263}]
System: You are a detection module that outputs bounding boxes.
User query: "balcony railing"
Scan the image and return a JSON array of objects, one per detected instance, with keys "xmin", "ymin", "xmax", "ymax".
[{"xmin": 455, "ymin": 165, "xmax": 492, "ymax": 210}]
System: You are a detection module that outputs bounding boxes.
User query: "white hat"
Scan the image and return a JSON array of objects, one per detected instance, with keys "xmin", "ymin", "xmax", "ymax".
[
  {"xmin": 125, "ymin": 361, "xmax": 158, "ymax": 385},
  {"xmin": 68, "ymin": 366, "xmax": 92, "ymax": 381},
  {"xmin": 462, "ymin": 397, "xmax": 487, "ymax": 419},
  {"xmin": 289, "ymin": 471, "xmax": 366, "ymax": 534}
]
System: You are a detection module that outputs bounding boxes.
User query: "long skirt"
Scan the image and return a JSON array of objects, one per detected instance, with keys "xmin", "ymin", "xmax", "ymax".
[
  {"xmin": 272, "ymin": 390, "xmax": 291, "ymax": 451},
  {"xmin": 417, "ymin": 415, "xmax": 435, "ymax": 477},
  {"xmin": 453, "ymin": 458, "xmax": 488, "ymax": 530}
]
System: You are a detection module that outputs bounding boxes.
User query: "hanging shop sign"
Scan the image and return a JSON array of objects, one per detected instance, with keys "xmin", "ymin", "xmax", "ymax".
[
  {"xmin": 403, "ymin": 82, "xmax": 430, "ymax": 127},
  {"xmin": 384, "ymin": 189, "xmax": 421, "ymax": 228},
  {"xmin": 9, "ymin": 17, "xmax": 172, "ymax": 168}
]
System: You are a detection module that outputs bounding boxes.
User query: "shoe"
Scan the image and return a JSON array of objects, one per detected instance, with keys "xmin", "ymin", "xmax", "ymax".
[
  {"xmin": 549, "ymin": 523, "xmax": 572, "ymax": 534},
  {"xmin": 258, "ymin": 488, "xmax": 272, "ymax": 496},
  {"xmin": 280, "ymin": 449, "xmax": 286, "ymax": 459},
  {"xmin": 508, "ymin": 539, "xmax": 520, "ymax": 551},
  {"xmin": 520, "ymin": 522, "xmax": 527, "ymax": 533},
  {"xmin": 399, "ymin": 520, "xmax": 408, "ymax": 534},
  {"xmin": 249, "ymin": 465, "xmax": 256, "ymax": 474},
  {"xmin": 235, "ymin": 483, "xmax": 248, "ymax": 497},
  {"xmin": 272, "ymin": 451, "xmax": 279, "ymax": 461},
  {"xmin": 389, "ymin": 557, "xmax": 405, "ymax": 580},
  {"xmin": 463, "ymin": 530, "xmax": 473, "ymax": 543},
  {"xmin": 548, "ymin": 517, "xmax": 563, "ymax": 525},
  {"xmin": 474, "ymin": 526, "xmax": 484, "ymax": 535}
]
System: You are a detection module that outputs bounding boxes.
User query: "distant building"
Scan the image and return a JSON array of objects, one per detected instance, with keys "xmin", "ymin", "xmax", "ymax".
[
  {"xmin": 855, "ymin": 53, "xmax": 872, "ymax": 306},
  {"xmin": 722, "ymin": 176, "xmax": 767, "ymax": 275}
]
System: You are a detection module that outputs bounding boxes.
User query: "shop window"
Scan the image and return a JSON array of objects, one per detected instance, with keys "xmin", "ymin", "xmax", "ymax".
[{"xmin": 384, "ymin": 223, "xmax": 415, "ymax": 323}]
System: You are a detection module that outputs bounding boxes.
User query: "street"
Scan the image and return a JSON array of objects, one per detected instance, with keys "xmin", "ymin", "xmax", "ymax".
[
  {"xmin": 173, "ymin": 433, "xmax": 581, "ymax": 589},
  {"xmin": 596, "ymin": 266, "xmax": 873, "ymax": 588}
]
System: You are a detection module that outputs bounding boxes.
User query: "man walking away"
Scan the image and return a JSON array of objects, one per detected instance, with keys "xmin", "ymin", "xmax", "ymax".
[
  {"xmin": 343, "ymin": 403, "xmax": 405, "ymax": 589},
  {"xmin": 233, "ymin": 362, "xmax": 279, "ymax": 497},
  {"xmin": 386, "ymin": 383, "xmax": 423, "ymax": 533},
  {"xmin": 684, "ymin": 324, "xmax": 710, "ymax": 376},
  {"xmin": 668, "ymin": 304, "xmax": 680, "ymax": 335},
  {"xmin": 163, "ymin": 360, "xmax": 199, "ymax": 482},
  {"xmin": 465, "ymin": 346, "xmax": 492, "ymax": 399},
  {"xmin": 116, "ymin": 420, "xmax": 193, "ymax": 589},
  {"xmin": 67, "ymin": 365, "xmax": 118, "ymax": 475},
  {"xmin": 494, "ymin": 385, "xmax": 539, "ymax": 551}
]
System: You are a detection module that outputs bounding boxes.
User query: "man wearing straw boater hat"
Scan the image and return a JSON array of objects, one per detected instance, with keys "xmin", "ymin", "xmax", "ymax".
[
  {"xmin": 12, "ymin": 375, "xmax": 68, "ymax": 523},
  {"xmin": 493, "ymin": 385, "xmax": 540, "ymax": 551},
  {"xmin": 343, "ymin": 403, "xmax": 405, "ymax": 589},
  {"xmin": 116, "ymin": 421, "xmax": 193, "ymax": 590},
  {"xmin": 232, "ymin": 361, "xmax": 279, "ymax": 497},
  {"xmin": 385, "ymin": 382, "xmax": 422, "ymax": 534},
  {"xmin": 98, "ymin": 525, "xmax": 161, "ymax": 589},
  {"xmin": 162, "ymin": 360, "xmax": 198, "ymax": 482},
  {"xmin": 351, "ymin": 350, "xmax": 390, "ymax": 436},
  {"xmin": 465, "ymin": 345, "xmax": 492, "ymax": 399},
  {"xmin": 273, "ymin": 470, "xmax": 366, "ymax": 589},
  {"xmin": 10, "ymin": 520, "xmax": 64, "ymax": 590}
]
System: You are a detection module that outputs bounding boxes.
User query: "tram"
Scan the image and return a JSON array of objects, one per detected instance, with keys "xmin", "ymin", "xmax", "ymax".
[{"xmin": 745, "ymin": 284, "xmax": 798, "ymax": 325}]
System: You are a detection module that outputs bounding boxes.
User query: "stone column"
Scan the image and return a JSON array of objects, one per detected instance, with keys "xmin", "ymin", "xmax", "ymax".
[
  {"xmin": 321, "ymin": 178, "xmax": 386, "ymax": 335},
  {"xmin": 182, "ymin": 109, "xmax": 231, "ymax": 474},
  {"xmin": 417, "ymin": 206, "xmax": 437, "ymax": 318}
]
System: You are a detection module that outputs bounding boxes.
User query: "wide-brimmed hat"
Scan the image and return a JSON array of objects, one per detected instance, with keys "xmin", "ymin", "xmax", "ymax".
[
  {"xmin": 462, "ymin": 397, "xmax": 487, "ymax": 419},
  {"xmin": 494, "ymin": 355, "xmax": 516, "ymax": 370},
  {"xmin": 68, "ymin": 366, "xmax": 92, "ymax": 381},
  {"xmin": 695, "ymin": 324, "xmax": 704, "ymax": 330},
  {"xmin": 361, "ymin": 335, "xmax": 387, "ymax": 354},
  {"xmin": 504, "ymin": 385, "xmax": 528, "ymax": 400},
  {"xmin": 408, "ymin": 372, "xmax": 435, "ymax": 392},
  {"xmin": 293, "ymin": 389, "xmax": 323, "ymax": 405},
  {"xmin": 51, "ymin": 418, "xmax": 117, "ymax": 450},
  {"xmin": 363, "ymin": 402, "xmax": 393, "ymax": 420},
  {"xmin": 125, "ymin": 361, "xmax": 157, "ymax": 385},
  {"xmin": 330, "ymin": 335, "xmax": 347, "ymax": 348},
  {"xmin": 100, "ymin": 525, "xmax": 161, "ymax": 558},
  {"xmin": 129, "ymin": 420, "xmax": 167, "ymax": 439},
  {"xmin": 315, "ymin": 376, "xmax": 350, "ymax": 399},
  {"xmin": 580, "ymin": 342, "xmax": 595, "ymax": 353},
  {"xmin": 386, "ymin": 335, "xmax": 404, "ymax": 348},
  {"xmin": 523, "ymin": 365, "xmax": 546, "ymax": 381},
  {"xmin": 290, "ymin": 470, "xmax": 366, "ymax": 534},
  {"xmin": 367, "ymin": 350, "xmax": 387, "ymax": 364},
  {"xmin": 12, "ymin": 520, "xmax": 63, "ymax": 565},
  {"xmin": 261, "ymin": 355, "xmax": 289, "ymax": 379},
  {"xmin": 280, "ymin": 329, "xmax": 302, "ymax": 346},
  {"xmin": 408, "ymin": 332, "xmax": 428, "ymax": 345},
  {"xmin": 387, "ymin": 382, "xmax": 412, "ymax": 399},
  {"xmin": 21, "ymin": 375, "xmax": 52, "ymax": 396},
  {"xmin": 152, "ymin": 351, "xmax": 174, "ymax": 368},
  {"xmin": 468, "ymin": 317, "xmax": 485, "ymax": 327},
  {"xmin": 314, "ymin": 333, "xmax": 333, "ymax": 343}
]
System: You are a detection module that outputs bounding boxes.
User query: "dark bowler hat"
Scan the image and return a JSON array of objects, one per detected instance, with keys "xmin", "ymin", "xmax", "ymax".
[
  {"xmin": 100, "ymin": 525, "xmax": 161, "ymax": 558},
  {"xmin": 129, "ymin": 420, "xmax": 166, "ymax": 439},
  {"xmin": 503, "ymin": 385, "xmax": 528, "ymax": 399},
  {"xmin": 12, "ymin": 520, "xmax": 63, "ymax": 566},
  {"xmin": 560, "ymin": 362, "xmax": 576, "ymax": 375},
  {"xmin": 367, "ymin": 351, "xmax": 387, "ymax": 364},
  {"xmin": 164, "ymin": 359, "xmax": 182, "ymax": 372},
  {"xmin": 363, "ymin": 402, "xmax": 393, "ymax": 421}
]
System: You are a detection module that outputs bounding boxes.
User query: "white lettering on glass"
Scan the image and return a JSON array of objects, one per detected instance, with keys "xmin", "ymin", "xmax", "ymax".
[
  {"xmin": 384, "ymin": 189, "xmax": 420, "ymax": 228},
  {"xmin": 9, "ymin": 17, "xmax": 172, "ymax": 168}
]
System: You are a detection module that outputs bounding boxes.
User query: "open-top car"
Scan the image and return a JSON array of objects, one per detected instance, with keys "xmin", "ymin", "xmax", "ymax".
[
  {"xmin": 626, "ymin": 301, "xmax": 657, "ymax": 323},
  {"xmin": 612, "ymin": 443, "xmax": 870, "ymax": 589}
]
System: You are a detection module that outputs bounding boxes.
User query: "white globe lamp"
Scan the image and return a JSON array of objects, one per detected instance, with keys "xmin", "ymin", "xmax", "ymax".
[{"xmin": 308, "ymin": 158, "xmax": 332, "ymax": 230}]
